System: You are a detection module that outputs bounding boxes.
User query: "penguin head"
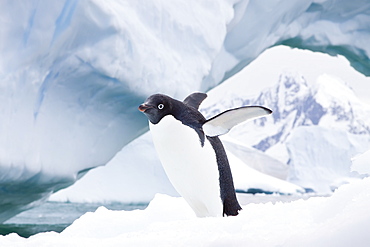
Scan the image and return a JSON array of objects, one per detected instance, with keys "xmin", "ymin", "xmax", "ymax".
[{"xmin": 139, "ymin": 94, "xmax": 174, "ymax": 124}]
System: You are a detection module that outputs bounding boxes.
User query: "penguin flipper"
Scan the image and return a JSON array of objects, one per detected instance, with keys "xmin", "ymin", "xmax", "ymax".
[
  {"xmin": 203, "ymin": 106, "xmax": 272, "ymax": 137},
  {"xmin": 183, "ymin": 92, "xmax": 207, "ymax": 110}
]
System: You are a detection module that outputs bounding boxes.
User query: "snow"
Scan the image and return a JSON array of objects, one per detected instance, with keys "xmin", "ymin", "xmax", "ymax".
[
  {"xmin": 286, "ymin": 126, "xmax": 356, "ymax": 193},
  {"xmin": 201, "ymin": 45, "xmax": 370, "ymax": 106},
  {"xmin": 2, "ymin": 178, "xmax": 370, "ymax": 246},
  {"xmin": 227, "ymin": 150, "xmax": 304, "ymax": 194},
  {"xmin": 352, "ymin": 150, "xmax": 370, "ymax": 175},
  {"xmin": 1, "ymin": 0, "xmax": 370, "ymax": 222},
  {"xmin": 221, "ymin": 136, "xmax": 289, "ymax": 180}
]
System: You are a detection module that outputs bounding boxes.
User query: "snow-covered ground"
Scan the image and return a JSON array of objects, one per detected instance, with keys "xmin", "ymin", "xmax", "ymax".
[{"xmin": 2, "ymin": 178, "xmax": 370, "ymax": 246}]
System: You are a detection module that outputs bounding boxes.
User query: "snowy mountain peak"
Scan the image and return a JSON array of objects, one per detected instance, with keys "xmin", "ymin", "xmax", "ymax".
[
  {"xmin": 202, "ymin": 70, "xmax": 370, "ymax": 193},
  {"xmin": 277, "ymin": 70, "xmax": 308, "ymax": 94},
  {"xmin": 314, "ymin": 74, "xmax": 357, "ymax": 107},
  {"xmin": 264, "ymin": 70, "xmax": 311, "ymax": 122},
  {"xmin": 256, "ymin": 71, "xmax": 370, "ymax": 139},
  {"xmin": 313, "ymin": 74, "xmax": 370, "ymax": 135},
  {"xmin": 203, "ymin": 70, "xmax": 370, "ymax": 151}
]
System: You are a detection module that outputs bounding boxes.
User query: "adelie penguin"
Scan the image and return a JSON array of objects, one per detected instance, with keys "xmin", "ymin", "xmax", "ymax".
[{"xmin": 139, "ymin": 92, "xmax": 272, "ymax": 217}]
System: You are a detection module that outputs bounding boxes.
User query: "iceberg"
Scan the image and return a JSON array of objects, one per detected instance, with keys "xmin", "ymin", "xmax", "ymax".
[
  {"xmin": 1, "ymin": 0, "xmax": 370, "ymax": 221},
  {"xmin": 287, "ymin": 126, "xmax": 359, "ymax": 193}
]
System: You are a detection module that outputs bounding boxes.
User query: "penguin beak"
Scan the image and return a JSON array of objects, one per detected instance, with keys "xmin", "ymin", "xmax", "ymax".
[{"xmin": 138, "ymin": 104, "xmax": 152, "ymax": 112}]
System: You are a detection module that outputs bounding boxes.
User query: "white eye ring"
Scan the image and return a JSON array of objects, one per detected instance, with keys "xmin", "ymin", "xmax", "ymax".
[{"xmin": 158, "ymin": 104, "xmax": 164, "ymax": 110}]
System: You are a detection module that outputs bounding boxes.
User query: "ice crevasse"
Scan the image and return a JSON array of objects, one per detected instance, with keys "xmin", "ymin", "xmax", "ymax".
[{"xmin": 0, "ymin": 0, "xmax": 369, "ymax": 222}]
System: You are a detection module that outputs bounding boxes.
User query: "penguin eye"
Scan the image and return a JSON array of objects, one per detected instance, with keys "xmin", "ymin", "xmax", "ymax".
[{"xmin": 158, "ymin": 104, "xmax": 164, "ymax": 110}]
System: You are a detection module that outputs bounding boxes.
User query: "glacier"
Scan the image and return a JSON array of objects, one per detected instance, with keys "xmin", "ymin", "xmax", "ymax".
[{"xmin": 1, "ymin": 0, "xmax": 370, "ymax": 222}]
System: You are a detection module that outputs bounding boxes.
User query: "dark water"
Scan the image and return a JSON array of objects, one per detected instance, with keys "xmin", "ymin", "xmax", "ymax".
[{"xmin": 0, "ymin": 201, "xmax": 148, "ymax": 238}]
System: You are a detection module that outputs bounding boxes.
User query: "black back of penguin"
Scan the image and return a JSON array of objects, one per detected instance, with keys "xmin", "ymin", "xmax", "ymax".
[
  {"xmin": 206, "ymin": 135, "xmax": 242, "ymax": 216},
  {"xmin": 183, "ymin": 93, "xmax": 242, "ymax": 216}
]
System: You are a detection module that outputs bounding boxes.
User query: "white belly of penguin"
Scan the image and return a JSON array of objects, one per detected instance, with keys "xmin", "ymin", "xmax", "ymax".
[{"xmin": 149, "ymin": 115, "xmax": 222, "ymax": 217}]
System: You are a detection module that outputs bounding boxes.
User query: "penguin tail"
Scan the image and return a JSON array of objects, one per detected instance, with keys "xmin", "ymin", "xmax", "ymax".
[{"xmin": 223, "ymin": 198, "xmax": 242, "ymax": 217}]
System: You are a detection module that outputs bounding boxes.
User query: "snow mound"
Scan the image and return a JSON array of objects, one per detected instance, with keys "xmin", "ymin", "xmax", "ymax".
[{"xmin": 1, "ymin": 178, "xmax": 370, "ymax": 246}]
